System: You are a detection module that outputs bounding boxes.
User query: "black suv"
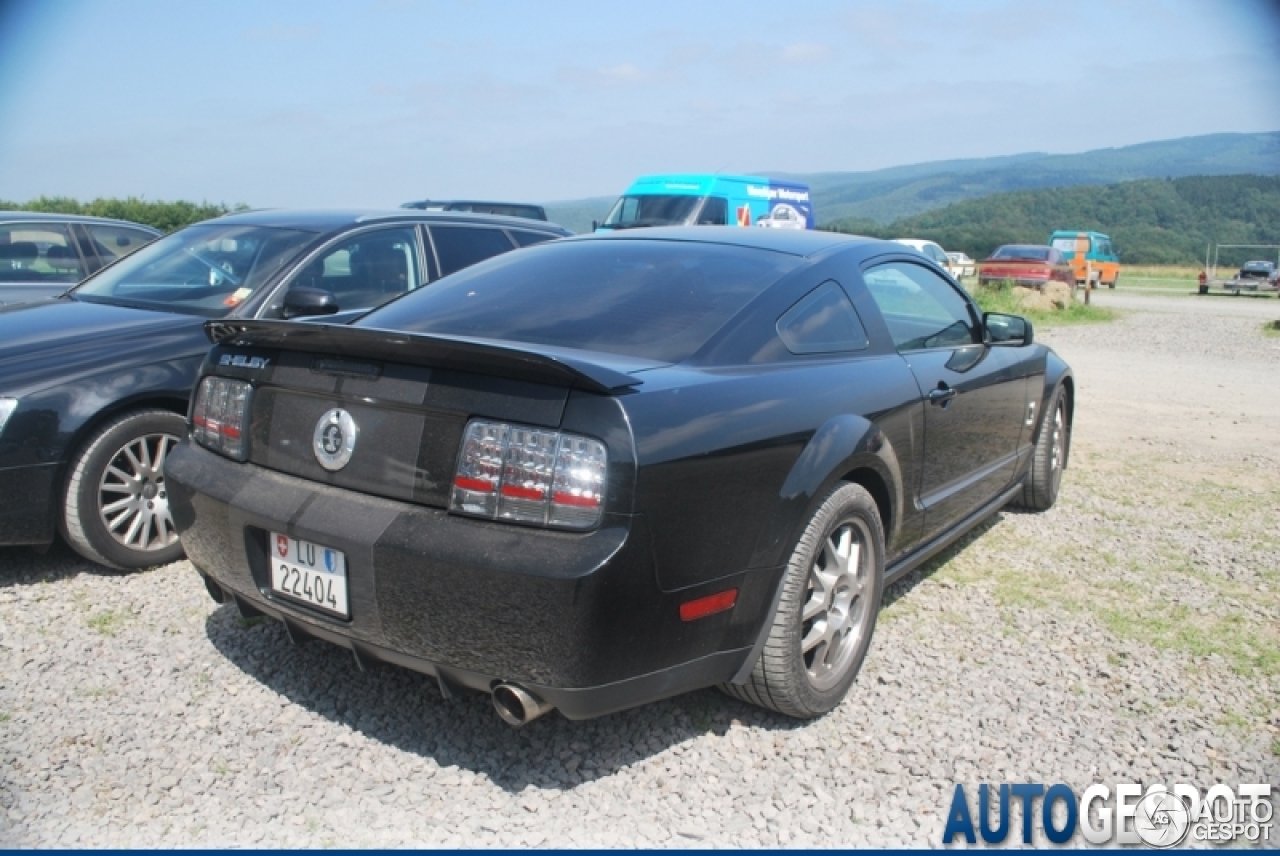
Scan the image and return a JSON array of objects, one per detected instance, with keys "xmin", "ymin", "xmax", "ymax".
[{"xmin": 0, "ymin": 209, "xmax": 570, "ymax": 569}]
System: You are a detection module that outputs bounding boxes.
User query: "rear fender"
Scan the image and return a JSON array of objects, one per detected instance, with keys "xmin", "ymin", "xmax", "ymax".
[{"xmin": 747, "ymin": 413, "xmax": 903, "ymax": 571}]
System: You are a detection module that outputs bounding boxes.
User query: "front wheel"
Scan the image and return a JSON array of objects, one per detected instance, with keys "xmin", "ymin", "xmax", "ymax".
[
  {"xmin": 721, "ymin": 482, "xmax": 884, "ymax": 718},
  {"xmin": 61, "ymin": 409, "xmax": 187, "ymax": 570},
  {"xmin": 1009, "ymin": 386, "xmax": 1068, "ymax": 512}
]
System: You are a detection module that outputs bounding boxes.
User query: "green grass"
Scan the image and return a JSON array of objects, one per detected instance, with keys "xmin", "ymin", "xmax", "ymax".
[
  {"xmin": 1263, "ymin": 322, "xmax": 1280, "ymax": 339},
  {"xmin": 86, "ymin": 609, "xmax": 129, "ymax": 637},
  {"xmin": 971, "ymin": 280, "xmax": 1117, "ymax": 326},
  {"xmin": 0, "ymin": 712, "xmax": 10, "ymax": 723}
]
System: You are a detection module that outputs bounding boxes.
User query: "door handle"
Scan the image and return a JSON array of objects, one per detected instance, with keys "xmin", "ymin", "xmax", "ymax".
[{"xmin": 927, "ymin": 383, "xmax": 957, "ymax": 406}]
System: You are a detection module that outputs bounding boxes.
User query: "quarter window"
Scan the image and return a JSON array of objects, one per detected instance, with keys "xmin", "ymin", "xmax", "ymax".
[
  {"xmin": 863, "ymin": 261, "xmax": 978, "ymax": 351},
  {"xmin": 510, "ymin": 230, "xmax": 557, "ymax": 248},
  {"xmin": 776, "ymin": 281, "xmax": 869, "ymax": 354}
]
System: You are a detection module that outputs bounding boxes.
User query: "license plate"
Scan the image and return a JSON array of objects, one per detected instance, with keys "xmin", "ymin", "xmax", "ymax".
[{"xmin": 269, "ymin": 532, "xmax": 349, "ymax": 618}]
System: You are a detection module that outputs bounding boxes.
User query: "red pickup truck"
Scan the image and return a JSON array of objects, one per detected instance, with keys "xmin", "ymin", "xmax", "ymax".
[{"xmin": 978, "ymin": 244, "xmax": 1076, "ymax": 290}]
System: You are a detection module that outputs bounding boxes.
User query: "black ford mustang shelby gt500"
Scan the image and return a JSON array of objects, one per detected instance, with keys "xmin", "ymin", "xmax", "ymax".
[{"xmin": 166, "ymin": 228, "xmax": 1073, "ymax": 724}]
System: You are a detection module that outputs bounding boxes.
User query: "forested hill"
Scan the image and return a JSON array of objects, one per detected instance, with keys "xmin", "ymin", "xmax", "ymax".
[
  {"xmin": 786, "ymin": 131, "xmax": 1280, "ymax": 224},
  {"xmin": 545, "ymin": 132, "xmax": 1280, "ymax": 233},
  {"xmin": 823, "ymin": 174, "xmax": 1280, "ymax": 265}
]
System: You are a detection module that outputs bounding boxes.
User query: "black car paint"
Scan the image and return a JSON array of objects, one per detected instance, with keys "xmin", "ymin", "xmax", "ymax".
[
  {"xmin": 0, "ymin": 210, "xmax": 571, "ymax": 549},
  {"xmin": 165, "ymin": 231, "xmax": 1074, "ymax": 718}
]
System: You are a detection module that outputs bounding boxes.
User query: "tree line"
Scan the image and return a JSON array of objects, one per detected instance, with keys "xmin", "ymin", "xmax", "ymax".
[
  {"xmin": 821, "ymin": 174, "xmax": 1280, "ymax": 265},
  {"xmin": 0, "ymin": 196, "xmax": 249, "ymax": 233}
]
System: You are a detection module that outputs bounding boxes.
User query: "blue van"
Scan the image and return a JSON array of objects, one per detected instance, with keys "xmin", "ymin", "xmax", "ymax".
[{"xmin": 597, "ymin": 174, "xmax": 814, "ymax": 231}]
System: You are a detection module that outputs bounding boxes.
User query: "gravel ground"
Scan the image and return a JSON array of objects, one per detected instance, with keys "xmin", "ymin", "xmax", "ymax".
[{"xmin": 1, "ymin": 293, "xmax": 1277, "ymax": 847}]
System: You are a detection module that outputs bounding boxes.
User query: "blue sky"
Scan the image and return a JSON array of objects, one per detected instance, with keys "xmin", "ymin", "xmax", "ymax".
[{"xmin": 1, "ymin": 0, "xmax": 1277, "ymax": 208}]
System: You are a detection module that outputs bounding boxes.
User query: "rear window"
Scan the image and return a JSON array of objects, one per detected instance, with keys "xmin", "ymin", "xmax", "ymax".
[
  {"xmin": 360, "ymin": 240, "xmax": 800, "ymax": 362},
  {"xmin": 993, "ymin": 245, "xmax": 1051, "ymax": 261}
]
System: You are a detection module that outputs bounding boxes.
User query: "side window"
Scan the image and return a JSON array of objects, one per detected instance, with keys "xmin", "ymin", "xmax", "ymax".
[
  {"xmin": 84, "ymin": 224, "xmax": 155, "ymax": 265},
  {"xmin": 927, "ymin": 244, "xmax": 947, "ymax": 264},
  {"xmin": 430, "ymin": 226, "xmax": 516, "ymax": 277},
  {"xmin": 291, "ymin": 227, "xmax": 421, "ymax": 312},
  {"xmin": 696, "ymin": 196, "xmax": 728, "ymax": 225},
  {"xmin": 777, "ymin": 281, "xmax": 869, "ymax": 354},
  {"xmin": 0, "ymin": 223, "xmax": 83, "ymax": 282},
  {"xmin": 510, "ymin": 230, "xmax": 557, "ymax": 248},
  {"xmin": 863, "ymin": 261, "xmax": 978, "ymax": 352}
]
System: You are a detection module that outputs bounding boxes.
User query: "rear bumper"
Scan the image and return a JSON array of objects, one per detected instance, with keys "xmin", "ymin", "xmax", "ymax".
[
  {"xmin": 166, "ymin": 442, "xmax": 780, "ymax": 718},
  {"xmin": 0, "ymin": 462, "xmax": 58, "ymax": 546}
]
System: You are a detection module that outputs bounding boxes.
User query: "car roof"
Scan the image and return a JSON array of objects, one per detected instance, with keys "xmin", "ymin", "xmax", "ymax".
[
  {"xmin": 0, "ymin": 211, "xmax": 162, "ymax": 233},
  {"xmin": 204, "ymin": 208, "xmax": 572, "ymax": 234},
  {"xmin": 569, "ymin": 225, "xmax": 881, "ymax": 257}
]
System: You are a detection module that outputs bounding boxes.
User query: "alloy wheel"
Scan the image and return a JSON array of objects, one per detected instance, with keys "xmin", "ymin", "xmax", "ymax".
[
  {"xmin": 97, "ymin": 432, "xmax": 179, "ymax": 552},
  {"xmin": 801, "ymin": 518, "xmax": 873, "ymax": 691}
]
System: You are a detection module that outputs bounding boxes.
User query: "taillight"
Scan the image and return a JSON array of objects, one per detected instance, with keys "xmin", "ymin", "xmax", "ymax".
[
  {"xmin": 451, "ymin": 419, "xmax": 606, "ymax": 530},
  {"xmin": 192, "ymin": 376, "xmax": 252, "ymax": 461}
]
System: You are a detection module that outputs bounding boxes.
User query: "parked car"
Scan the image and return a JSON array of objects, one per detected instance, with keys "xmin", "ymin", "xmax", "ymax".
[
  {"xmin": 892, "ymin": 239, "xmax": 963, "ymax": 280},
  {"xmin": 946, "ymin": 251, "xmax": 976, "ymax": 279},
  {"xmin": 1048, "ymin": 230, "xmax": 1120, "ymax": 288},
  {"xmin": 978, "ymin": 244, "xmax": 1076, "ymax": 290},
  {"xmin": 400, "ymin": 200, "xmax": 548, "ymax": 221},
  {"xmin": 0, "ymin": 212, "xmax": 160, "ymax": 305},
  {"xmin": 0, "ymin": 209, "xmax": 570, "ymax": 570},
  {"xmin": 166, "ymin": 227, "xmax": 1074, "ymax": 724}
]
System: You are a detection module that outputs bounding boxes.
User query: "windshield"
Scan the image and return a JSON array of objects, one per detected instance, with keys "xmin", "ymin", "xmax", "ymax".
[
  {"xmin": 1050, "ymin": 238, "xmax": 1077, "ymax": 254},
  {"xmin": 71, "ymin": 224, "xmax": 314, "ymax": 317},
  {"xmin": 600, "ymin": 194, "xmax": 701, "ymax": 229},
  {"xmin": 360, "ymin": 240, "xmax": 800, "ymax": 363}
]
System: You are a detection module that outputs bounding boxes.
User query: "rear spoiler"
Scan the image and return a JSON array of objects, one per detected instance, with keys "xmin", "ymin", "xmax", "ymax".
[{"xmin": 205, "ymin": 320, "xmax": 651, "ymax": 395}]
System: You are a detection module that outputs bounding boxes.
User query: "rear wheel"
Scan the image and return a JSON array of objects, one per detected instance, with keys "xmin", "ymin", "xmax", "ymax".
[
  {"xmin": 61, "ymin": 409, "xmax": 186, "ymax": 570},
  {"xmin": 1108, "ymin": 273, "xmax": 1118, "ymax": 289},
  {"xmin": 721, "ymin": 482, "xmax": 884, "ymax": 718}
]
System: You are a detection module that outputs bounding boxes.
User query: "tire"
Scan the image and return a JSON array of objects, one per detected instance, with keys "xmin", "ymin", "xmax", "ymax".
[
  {"xmin": 60, "ymin": 409, "xmax": 187, "ymax": 571},
  {"xmin": 1108, "ymin": 273, "xmax": 1118, "ymax": 289},
  {"xmin": 1010, "ymin": 386, "xmax": 1068, "ymax": 512},
  {"xmin": 721, "ymin": 482, "xmax": 884, "ymax": 718}
]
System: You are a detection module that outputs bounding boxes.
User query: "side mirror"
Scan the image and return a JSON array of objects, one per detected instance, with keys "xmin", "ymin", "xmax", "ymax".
[
  {"xmin": 984, "ymin": 312, "xmax": 1033, "ymax": 346},
  {"xmin": 282, "ymin": 286, "xmax": 340, "ymax": 320}
]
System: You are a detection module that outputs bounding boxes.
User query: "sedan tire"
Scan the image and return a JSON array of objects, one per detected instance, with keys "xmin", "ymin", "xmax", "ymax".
[
  {"xmin": 1010, "ymin": 386, "xmax": 1067, "ymax": 512},
  {"xmin": 722, "ymin": 482, "xmax": 884, "ymax": 718},
  {"xmin": 61, "ymin": 409, "xmax": 186, "ymax": 571}
]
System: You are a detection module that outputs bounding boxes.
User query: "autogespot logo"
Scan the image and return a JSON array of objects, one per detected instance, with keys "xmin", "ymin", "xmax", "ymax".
[{"xmin": 942, "ymin": 782, "xmax": 1273, "ymax": 847}]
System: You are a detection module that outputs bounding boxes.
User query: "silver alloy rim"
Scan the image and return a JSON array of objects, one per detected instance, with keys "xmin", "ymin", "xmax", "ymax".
[
  {"xmin": 1049, "ymin": 402, "xmax": 1065, "ymax": 476},
  {"xmin": 97, "ymin": 433, "xmax": 179, "ymax": 552},
  {"xmin": 801, "ymin": 518, "xmax": 872, "ymax": 691}
]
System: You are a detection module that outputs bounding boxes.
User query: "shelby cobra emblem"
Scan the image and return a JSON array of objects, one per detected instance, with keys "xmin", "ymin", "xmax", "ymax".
[{"xmin": 313, "ymin": 408, "xmax": 358, "ymax": 471}]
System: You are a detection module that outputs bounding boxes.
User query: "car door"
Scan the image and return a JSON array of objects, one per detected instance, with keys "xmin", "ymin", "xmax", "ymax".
[{"xmin": 862, "ymin": 259, "xmax": 1028, "ymax": 536}]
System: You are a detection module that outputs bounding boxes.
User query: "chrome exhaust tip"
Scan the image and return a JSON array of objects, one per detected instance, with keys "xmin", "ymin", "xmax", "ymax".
[{"xmin": 492, "ymin": 683, "xmax": 553, "ymax": 727}]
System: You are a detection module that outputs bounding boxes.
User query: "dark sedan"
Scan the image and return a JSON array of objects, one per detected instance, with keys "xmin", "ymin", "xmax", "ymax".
[
  {"xmin": 165, "ymin": 227, "xmax": 1074, "ymax": 723},
  {"xmin": 0, "ymin": 211, "xmax": 160, "ymax": 305},
  {"xmin": 0, "ymin": 209, "xmax": 571, "ymax": 570}
]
